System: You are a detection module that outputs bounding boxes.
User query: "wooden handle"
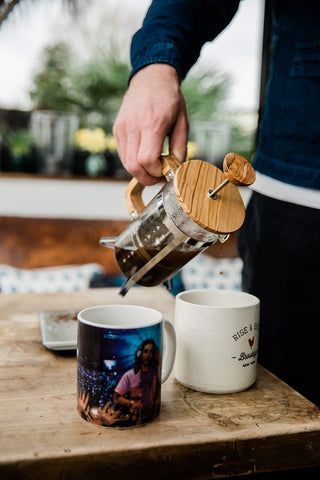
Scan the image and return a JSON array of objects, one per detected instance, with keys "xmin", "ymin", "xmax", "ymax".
[
  {"xmin": 161, "ymin": 153, "xmax": 180, "ymax": 179},
  {"xmin": 124, "ymin": 153, "xmax": 180, "ymax": 217},
  {"xmin": 223, "ymin": 153, "xmax": 256, "ymax": 187}
]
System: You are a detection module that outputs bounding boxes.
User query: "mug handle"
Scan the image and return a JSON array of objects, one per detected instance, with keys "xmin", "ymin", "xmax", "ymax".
[
  {"xmin": 161, "ymin": 319, "xmax": 176, "ymax": 383},
  {"xmin": 124, "ymin": 153, "xmax": 181, "ymax": 218}
]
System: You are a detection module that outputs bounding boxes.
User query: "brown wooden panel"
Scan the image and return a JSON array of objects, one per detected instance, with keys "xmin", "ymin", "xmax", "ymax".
[
  {"xmin": 0, "ymin": 214, "xmax": 238, "ymax": 280},
  {"xmin": 0, "ymin": 216, "xmax": 129, "ymax": 274}
]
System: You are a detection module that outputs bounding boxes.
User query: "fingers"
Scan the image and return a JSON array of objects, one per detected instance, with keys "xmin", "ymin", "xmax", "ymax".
[
  {"xmin": 113, "ymin": 64, "xmax": 189, "ymax": 186},
  {"xmin": 128, "ymin": 123, "xmax": 164, "ymax": 186},
  {"xmin": 113, "ymin": 101, "xmax": 166, "ymax": 186},
  {"xmin": 114, "ymin": 103, "xmax": 188, "ymax": 185}
]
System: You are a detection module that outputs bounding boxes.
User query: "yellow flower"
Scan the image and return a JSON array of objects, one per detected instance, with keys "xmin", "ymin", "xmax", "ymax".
[
  {"xmin": 186, "ymin": 141, "xmax": 198, "ymax": 160},
  {"xmin": 74, "ymin": 128, "xmax": 113, "ymax": 154},
  {"xmin": 162, "ymin": 141, "xmax": 198, "ymax": 160},
  {"xmin": 104, "ymin": 134, "xmax": 117, "ymax": 153}
]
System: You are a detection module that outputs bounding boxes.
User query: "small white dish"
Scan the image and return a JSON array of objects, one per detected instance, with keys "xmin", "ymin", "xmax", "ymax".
[{"xmin": 39, "ymin": 310, "xmax": 78, "ymax": 351}]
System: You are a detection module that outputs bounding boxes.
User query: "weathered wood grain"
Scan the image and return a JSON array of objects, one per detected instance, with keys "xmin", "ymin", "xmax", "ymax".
[
  {"xmin": 0, "ymin": 216, "xmax": 128, "ymax": 274},
  {"xmin": 1, "ymin": 288, "xmax": 320, "ymax": 480}
]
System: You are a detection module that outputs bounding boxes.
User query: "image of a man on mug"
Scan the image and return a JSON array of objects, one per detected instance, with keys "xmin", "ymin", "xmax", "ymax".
[{"xmin": 113, "ymin": 339, "xmax": 161, "ymax": 424}]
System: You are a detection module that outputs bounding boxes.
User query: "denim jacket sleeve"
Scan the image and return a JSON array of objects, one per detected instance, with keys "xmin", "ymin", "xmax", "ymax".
[{"xmin": 130, "ymin": 0, "xmax": 240, "ymax": 81}]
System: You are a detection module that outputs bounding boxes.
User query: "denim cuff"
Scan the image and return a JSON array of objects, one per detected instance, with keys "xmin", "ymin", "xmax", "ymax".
[{"xmin": 130, "ymin": 41, "xmax": 187, "ymax": 83}]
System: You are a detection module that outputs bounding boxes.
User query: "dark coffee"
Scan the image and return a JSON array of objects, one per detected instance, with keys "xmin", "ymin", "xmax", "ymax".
[{"xmin": 115, "ymin": 246, "xmax": 198, "ymax": 286}]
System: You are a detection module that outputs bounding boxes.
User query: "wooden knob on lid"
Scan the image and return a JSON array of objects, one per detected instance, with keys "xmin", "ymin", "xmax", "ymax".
[
  {"xmin": 174, "ymin": 159, "xmax": 247, "ymax": 234},
  {"xmin": 223, "ymin": 153, "xmax": 256, "ymax": 186}
]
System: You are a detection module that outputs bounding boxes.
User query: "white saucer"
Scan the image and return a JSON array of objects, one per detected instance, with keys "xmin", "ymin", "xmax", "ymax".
[{"xmin": 39, "ymin": 310, "xmax": 78, "ymax": 351}]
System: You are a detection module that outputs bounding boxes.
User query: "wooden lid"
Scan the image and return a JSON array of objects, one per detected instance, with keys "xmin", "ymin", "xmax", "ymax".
[{"xmin": 173, "ymin": 159, "xmax": 245, "ymax": 234}]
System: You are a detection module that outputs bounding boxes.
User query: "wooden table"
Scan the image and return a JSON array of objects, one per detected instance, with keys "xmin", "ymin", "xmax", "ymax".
[{"xmin": 1, "ymin": 287, "xmax": 320, "ymax": 480}]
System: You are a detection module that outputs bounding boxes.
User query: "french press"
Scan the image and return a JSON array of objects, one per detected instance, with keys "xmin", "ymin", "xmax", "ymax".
[{"xmin": 100, "ymin": 153, "xmax": 255, "ymax": 296}]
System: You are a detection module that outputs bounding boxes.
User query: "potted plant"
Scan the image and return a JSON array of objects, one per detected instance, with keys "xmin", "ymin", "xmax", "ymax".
[
  {"xmin": 5, "ymin": 129, "xmax": 40, "ymax": 173},
  {"xmin": 74, "ymin": 127, "xmax": 117, "ymax": 177}
]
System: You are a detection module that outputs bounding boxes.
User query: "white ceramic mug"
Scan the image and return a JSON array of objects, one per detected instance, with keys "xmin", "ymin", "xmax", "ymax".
[{"xmin": 174, "ymin": 289, "xmax": 260, "ymax": 394}]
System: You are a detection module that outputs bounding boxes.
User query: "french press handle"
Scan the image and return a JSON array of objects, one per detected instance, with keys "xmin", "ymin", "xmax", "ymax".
[{"xmin": 124, "ymin": 153, "xmax": 180, "ymax": 218}]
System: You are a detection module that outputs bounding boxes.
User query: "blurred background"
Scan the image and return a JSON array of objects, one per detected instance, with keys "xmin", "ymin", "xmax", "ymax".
[{"xmin": 0, "ymin": 0, "xmax": 265, "ymax": 178}]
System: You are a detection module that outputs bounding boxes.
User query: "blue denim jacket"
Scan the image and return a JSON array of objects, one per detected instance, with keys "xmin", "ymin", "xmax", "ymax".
[{"xmin": 130, "ymin": 0, "xmax": 320, "ymax": 190}]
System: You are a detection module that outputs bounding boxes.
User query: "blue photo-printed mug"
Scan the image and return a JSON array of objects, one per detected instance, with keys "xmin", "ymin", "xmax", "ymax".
[{"xmin": 77, "ymin": 305, "xmax": 176, "ymax": 428}]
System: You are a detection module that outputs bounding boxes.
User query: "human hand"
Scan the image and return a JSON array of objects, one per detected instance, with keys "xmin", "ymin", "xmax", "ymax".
[
  {"xmin": 77, "ymin": 389, "xmax": 91, "ymax": 418},
  {"xmin": 113, "ymin": 63, "xmax": 189, "ymax": 185},
  {"xmin": 129, "ymin": 400, "xmax": 144, "ymax": 412},
  {"xmin": 96, "ymin": 400, "xmax": 127, "ymax": 426}
]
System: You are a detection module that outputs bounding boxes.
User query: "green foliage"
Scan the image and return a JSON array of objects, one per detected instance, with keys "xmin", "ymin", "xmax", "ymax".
[
  {"xmin": 6, "ymin": 129, "xmax": 33, "ymax": 156},
  {"xmin": 71, "ymin": 58, "xmax": 130, "ymax": 132},
  {"xmin": 30, "ymin": 43, "xmax": 77, "ymax": 112},
  {"xmin": 229, "ymin": 124, "xmax": 256, "ymax": 162},
  {"xmin": 29, "ymin": 40, "xmax": 255, "ymax": 160},
  {"xmin": 182, "ymin": 66, "xmax": 231, "ymax": 122},
  {"xmin": 29, "ymin": 42, "xmax": 130, "ymax": 132}
]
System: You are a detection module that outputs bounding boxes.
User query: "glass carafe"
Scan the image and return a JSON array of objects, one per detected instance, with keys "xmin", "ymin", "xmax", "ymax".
[{"xmin": 100, "ymin": 153, "xmax": 255, "ymax": 295}]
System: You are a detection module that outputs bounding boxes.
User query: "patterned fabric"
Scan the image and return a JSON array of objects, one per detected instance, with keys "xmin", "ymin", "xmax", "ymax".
[
  {"xmin": 0, "ymin": 263, "xmax": 105, "ymax": 294},
  {"xmin": 180, "ymin": 254, "xmax": 243, "ymax": 291}
]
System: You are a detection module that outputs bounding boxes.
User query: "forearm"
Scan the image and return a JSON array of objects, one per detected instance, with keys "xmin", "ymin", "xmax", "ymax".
[
  {"xmin": 130, "ymin": 0, "xmax": 240, "ymax": 81},
  {"xmin": 113, "ymin": 0, "xmax": 240, "ymax": 185}
]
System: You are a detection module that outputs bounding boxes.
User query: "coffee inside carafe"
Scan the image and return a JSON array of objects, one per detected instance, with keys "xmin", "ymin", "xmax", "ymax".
[
  {"xmin": 114, "ymin": 200, "xmax": 204, "ymax": 286},
  {"xmin": 115, "ymin": 245, "xmax": 199, "ymax": 287}
]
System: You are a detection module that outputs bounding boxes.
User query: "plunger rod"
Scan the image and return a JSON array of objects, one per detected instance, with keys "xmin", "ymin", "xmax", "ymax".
[
  {"xmin": 207, "ymin": 153, "xmax": 256, "ymax": 200},
  {"xmin": 207, "ymin": 178, "xmax": 229, "ymax": 199}
]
